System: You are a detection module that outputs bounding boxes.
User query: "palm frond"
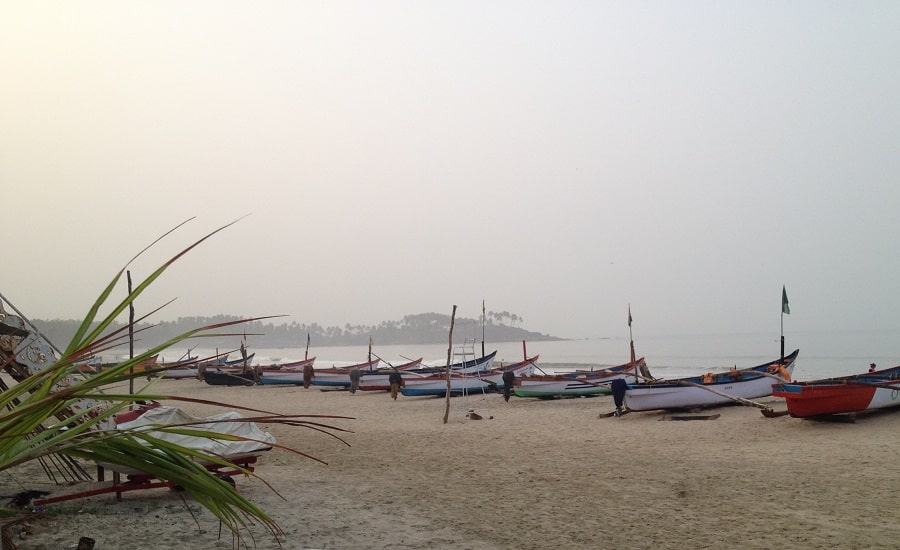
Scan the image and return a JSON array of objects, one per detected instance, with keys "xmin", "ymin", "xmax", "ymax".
[{"xmin": 0, "ymin": 219, "xmax": 349, "ymax": 541}]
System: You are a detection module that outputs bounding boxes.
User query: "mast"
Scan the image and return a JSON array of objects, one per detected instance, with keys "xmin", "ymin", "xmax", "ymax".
[
  {"xmin": 481, "ymin": 299, "xmax": 485, "ymax": 358},
  {"xmin": 305, "ymin": 333, "xmax": 310, "ymax": 360}
]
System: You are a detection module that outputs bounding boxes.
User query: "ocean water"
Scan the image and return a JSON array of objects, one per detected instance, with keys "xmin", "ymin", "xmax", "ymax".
[{"xmin": 156, "ymin": 328, "xmax": 900, "ymax": 382}]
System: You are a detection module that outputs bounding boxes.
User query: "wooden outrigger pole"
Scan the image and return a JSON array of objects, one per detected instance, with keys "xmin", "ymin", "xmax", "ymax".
[{"xmin": 443, "ymin": 305, "xmax": 457, "ymax": 424}]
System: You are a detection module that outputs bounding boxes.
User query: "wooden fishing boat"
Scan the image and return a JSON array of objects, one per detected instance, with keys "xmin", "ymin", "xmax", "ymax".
[
  {"xmin": 310, "ymin": 358, "xmax": 381, "ymax": 387},
  {"xmin": 217, "ymin": 356, "xmax": 317, "ymax": 383},
  {"xmin": 197, "ymin": 354, "xmax": 229, "ymax": 367},
  {"xmin": 269, "ymin": 356, "xmax": 316, "ymax": 370},
  {"xmin": 161, "ymin": 365, "xmax": 200, "ymax": 380},
  {"xmin": 256, "ymin": 358, "xmax": 323, "ymax": 385},
  {"xmin": 399, "ymin": 373, "xmax": 495, "ymax": 397},
  {"xmin": 514, "ymin": 358, "xmax": 644, "ymax": 398},
  {"xmin": 623, "ymin": 349, "xmax": 799, "ymax": 411},
  {"xmin": 443, "ymin": 350, "xmax": 498, "ymax": 374},
  {"xmin": 355, "ymin": 358, "xmax": 426, "ymax": 391},
  {"xmin": 399, "ymin": 354, "xmax": 534, "ymax": 397},
  {"xmin": 86, "ymin": 354, "xmax": 160, "ymax": 375},
  {"xmin": 477, "ymin": 355, "xmax": 539, "ymax": 388},
  {"xmin": 772, "ymin": 365, "xmax": 900, "ymax": 417},
  {"xmin": 201, "ymin": 369, "xmax": 256, "ymax": 386},
  {"xmin": 223, "ymin": 353, "xmax": 255, "ymax": 367}
]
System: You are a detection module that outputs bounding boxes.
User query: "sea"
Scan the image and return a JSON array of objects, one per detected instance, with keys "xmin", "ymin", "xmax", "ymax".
[{"xmin": 151, "ymin": 328, "xmax": 900, "ymax": 382}]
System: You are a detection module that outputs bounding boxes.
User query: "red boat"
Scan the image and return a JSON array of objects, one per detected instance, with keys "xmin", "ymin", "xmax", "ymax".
[{"xmin": 772, "ymin": 365, "xmax": 900, "ymax": 417}]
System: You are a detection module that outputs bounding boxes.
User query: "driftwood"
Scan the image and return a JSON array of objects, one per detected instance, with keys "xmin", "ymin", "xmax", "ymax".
[{"xmin": 659, "ymin": 414, "xmax": 721, "ymax": 421}]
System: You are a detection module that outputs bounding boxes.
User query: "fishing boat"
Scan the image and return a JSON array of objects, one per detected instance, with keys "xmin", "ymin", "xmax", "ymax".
[
  {"xmin": 201, "ymin": 369, "xmax": 256, "ymax": 386},
  {"xmin": 223, "ymin": 353, "xmax": 255, "ymax": 368},
  {"xmin": 255, "ymin": 358, "xmax": 322, "ymax": 385},
  {"xmin": 399, "ymin": 354, "xmax": 534, "ymax": 397},
  {"xmin": 399, "ymin": 372, "xmax": 495, "ymax": 397},
  {"xmin": 355, "ymin": 358, "xmax": 425, "ymax": 391},
  {"xmin": 310, "ymin": 357, "xmax": 381, "ymax": 387},
  {"xmin": 443, "ymin": 350, "xmax": 497, "ymax": 374},
  {"xmin": 771, "ymin": 365, "xmax": 900, "ymax": 417},
  {"xmin": 514, "ymin": 357, "xmax": 645, "ymax": 398},
  {"xmin": 622, "ymin": 349, "xmax": 799, "ymax": 411},
  {"xmin": 160, "ymin": 364, "xmax": 201, "ymax": 380},
  {"xmin": 85, "ymin": 354, "xmax": 160, "ymax": 375},
  {"xmin": 266, "ymin": 356, "xmax": 316, "ymax": 370}
]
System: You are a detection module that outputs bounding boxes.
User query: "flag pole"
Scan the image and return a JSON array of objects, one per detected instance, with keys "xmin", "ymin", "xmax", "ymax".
[
  {"xmin": 627, "ymin": 305, "xmax": 636, "ymax": 384},
  {"xmin": 780, "ymin": 286, "xmax": 790, "ymax": 362},
  {"xmin": 780, "ymin": 313, "xmax": 784, "ymax": 362}
]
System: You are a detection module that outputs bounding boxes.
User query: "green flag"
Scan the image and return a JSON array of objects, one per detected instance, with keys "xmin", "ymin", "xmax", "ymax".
[{"xmin": 782, "ymin": 286, "xmax": 790, "ymax": 315}]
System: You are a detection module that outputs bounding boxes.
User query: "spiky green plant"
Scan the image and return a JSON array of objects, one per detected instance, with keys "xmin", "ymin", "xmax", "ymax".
[{"xmin": 0, "ymin": 220, "xmax": 351, "ymax": 539}]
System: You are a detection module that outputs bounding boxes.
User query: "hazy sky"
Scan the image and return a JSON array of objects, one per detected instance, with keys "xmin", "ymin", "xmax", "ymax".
[{"xmin": 2, "ymin": 2, "xmax": 898, "ymax": 340}]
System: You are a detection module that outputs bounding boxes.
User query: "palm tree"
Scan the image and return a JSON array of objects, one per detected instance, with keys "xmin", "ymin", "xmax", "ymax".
[{"xmin": 0, "ymin": 220, "xmax": 349, "ymax": 541}]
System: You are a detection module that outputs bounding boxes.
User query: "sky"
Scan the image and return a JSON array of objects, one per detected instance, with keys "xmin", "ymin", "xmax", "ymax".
[{"xmin": 2, "ymin": 2, "xmax": 899, "ymax": 340}]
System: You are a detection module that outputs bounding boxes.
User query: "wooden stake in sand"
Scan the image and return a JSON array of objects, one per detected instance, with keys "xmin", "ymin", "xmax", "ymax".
[{"xmin": 443, "ymin": 305, "xmax": 457, "ymax": 425}]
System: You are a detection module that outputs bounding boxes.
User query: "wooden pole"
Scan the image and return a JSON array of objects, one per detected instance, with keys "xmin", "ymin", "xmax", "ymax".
[
  {"xmin": 127, "ymin": 270, "xmax": 134, "ymax": 397},
  {"xmin": 443, "ymin": 305, "xmax": 457, "ymax": 424}
]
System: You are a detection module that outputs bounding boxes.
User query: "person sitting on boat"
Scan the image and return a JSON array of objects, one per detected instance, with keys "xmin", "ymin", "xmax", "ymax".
[{"xmin": 869, "ymin": 363, "xmax": 877, "ymax": 373}]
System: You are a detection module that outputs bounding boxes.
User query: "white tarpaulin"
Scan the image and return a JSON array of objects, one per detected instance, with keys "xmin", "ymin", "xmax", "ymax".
[{"xmin": 116, "ymin": 406, "xmax": 276, "ymax": 457}]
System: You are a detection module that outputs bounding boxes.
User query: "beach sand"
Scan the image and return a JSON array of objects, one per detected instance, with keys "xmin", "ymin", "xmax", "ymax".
[{"xmin": 5, "ymin": 379, "xmax": 900, "ymax": 549}]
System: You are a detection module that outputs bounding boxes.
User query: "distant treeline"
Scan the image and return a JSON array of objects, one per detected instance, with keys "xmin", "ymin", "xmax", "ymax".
[{"xmin": 31, "ymin": 312, "xmax": 563, "ymax": 350}]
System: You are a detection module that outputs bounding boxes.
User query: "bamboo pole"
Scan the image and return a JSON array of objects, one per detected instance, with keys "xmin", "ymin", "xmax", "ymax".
[{"xmin": 443, "ymin": 305, "xmax": 457, "ymax": 424}]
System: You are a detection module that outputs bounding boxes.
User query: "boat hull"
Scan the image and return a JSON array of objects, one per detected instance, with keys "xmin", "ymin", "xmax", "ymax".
[
  {"xmin": 357, "ymin": 358, "xmax": 425, "ymax": 391},
  {"xmin": 772, "ymin": 365, "xmax": 900, "ymax": 417},
  {"xmin": 400, "ymin": 377, "xmax": 493, "ymax": 397},
  {"xmin": 624, "ymin": 350, "xmax": 799, "ymax": 411},
  {"xmin": 514, "ymin": 382, "xmax": 612, "ymax": 398},
  {"xmin": 202, "ymin": 371, "xmax": 255, "ymax": 386},
  {"xmin": 310, "ymin": 358, "xmax": 380, "ymax": 387},
  {"xmin": 514, "ymin": 359, "xmax": 642, "ymax": 399}
]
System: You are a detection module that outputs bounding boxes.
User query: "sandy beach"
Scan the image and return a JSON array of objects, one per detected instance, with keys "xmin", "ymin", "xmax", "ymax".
[{"xmin": 5, "ymin": 378, "xmax": 900, "ymax": 549}]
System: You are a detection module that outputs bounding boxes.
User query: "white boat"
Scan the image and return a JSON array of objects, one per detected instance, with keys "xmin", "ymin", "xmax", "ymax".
[
  {"xmin": 399, "ymin": 354, "xmax": 534, "ymax": 397},
  {"xmin": 356, "ymin": 358, "xmax": 425, "ymax": 391},
  {"xmin": 310, "ymin": 358, "xmax": 380, "ymax": 387},
  {"xmin": 399, "ymin": 373, "xmax": 495, "ymax": 397},
  {"xmin": 623, "ymin": 350, "xmax": 798, "ymax": 411}
]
